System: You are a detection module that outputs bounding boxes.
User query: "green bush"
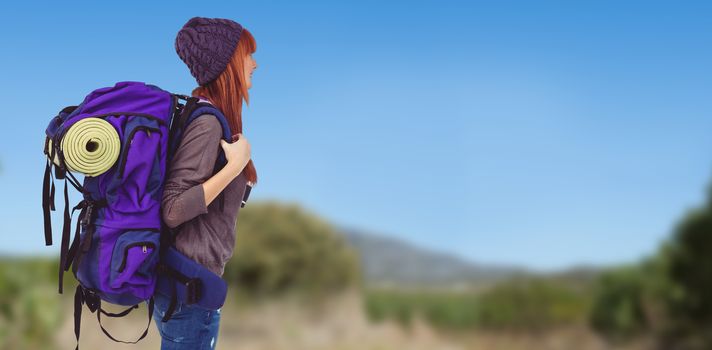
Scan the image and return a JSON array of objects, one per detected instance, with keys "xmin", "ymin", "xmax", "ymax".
[
  {"xmin": 364, "ymin": 289, "xmax": 418, "ymax": 326},
  {"xmin": 0, "ymin": 257, "xmax": 65, "ymax": 350},
  {"xmin": 223, "ymin": 201, "xmax": 361, "ymax": 298},
  {"xmin": 365, "ymin": 279, "xmax": 591, "ymax": 331},
  {"xmin": 589, "ymin": 266, "xmax": 650, "ymax": 341},
  {"xmin": 476, "ymin": 279, "xmax": 591, "ymax": 330}
]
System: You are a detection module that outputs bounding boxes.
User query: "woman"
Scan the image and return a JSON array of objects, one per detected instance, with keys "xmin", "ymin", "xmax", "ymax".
[{"xmin": 151, "ymin": 16, "xmax": 258, "ymax": 349}]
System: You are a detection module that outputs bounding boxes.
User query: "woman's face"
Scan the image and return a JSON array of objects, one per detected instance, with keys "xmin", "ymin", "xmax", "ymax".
[{"xmin": 244, "ymin": 53, "xmax": 257, "ymax": 90}]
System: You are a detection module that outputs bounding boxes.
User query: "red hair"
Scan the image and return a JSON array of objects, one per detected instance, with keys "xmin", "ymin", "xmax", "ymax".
[{"xmin": 191, "ymin": 28, "xmax": 258, "ymax": 185}]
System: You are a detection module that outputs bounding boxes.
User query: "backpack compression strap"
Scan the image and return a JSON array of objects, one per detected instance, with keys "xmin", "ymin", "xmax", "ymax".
[
  {"xmin": 42, "ymin": 106, "xmax": 81, "ymax": 247},
  {"xmin": 43, "ymin": 128, "xmax": 97, "ymax": 294},
  {"xmin": 73, "ymin": 285, "xmax": 154, "ymax": 350}
]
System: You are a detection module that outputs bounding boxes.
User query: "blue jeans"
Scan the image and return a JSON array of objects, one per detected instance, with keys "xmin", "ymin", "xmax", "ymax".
[{"xmin": 150, "ymin": 292, "xmax": 221, "ymax": 349}]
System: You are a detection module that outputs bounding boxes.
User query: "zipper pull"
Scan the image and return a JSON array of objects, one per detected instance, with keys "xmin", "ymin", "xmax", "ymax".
[
  {"xmin": 142, "ymin": 245, "xmax": 147, "ymax": 253},
  {"xmin": 146, "ymin": 130, "xmax": 151, "ymax": 137}
]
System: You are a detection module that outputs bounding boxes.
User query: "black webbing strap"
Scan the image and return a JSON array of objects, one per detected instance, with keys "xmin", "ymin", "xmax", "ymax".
[
  {"xmin": 58, "ymin": 178, "xmax": 70, "ymax": 294},
  {"xmin": 162, "ymin": 279, "xmax": 179, "ymax": 323},
  {"xmin": 100, "ymin": 304, "xmax": 139, "ymax": 318},
  {"xmin": 58, "ymin": 147, "xmax": 86, "ymax": 194},
  {"xmin": 50, "ymin": 167, "xmax": 56, "ymax": 211},
  {"xmin": 175, "ymin": 97, "xmax": 198, "ymax": 134},
  {"xmin": 168, "ymin": 96, "xmax": 199, "ymax": 161},
  {"xmin": 73, "ymin": 285, "xmax": 82, "ymax": 350},
  {"xmin": 64, "ymin": 166, "xmax": 87, "ymax": 194},
  {"xmin": 42, "ymin": 158, "xmax": 53, "ymax": 246},
  {"xmin": 158, "ymin": 263, "xmax": 202, "ymax": 301},
  {"xmin": 42, "ymin": 137, "xmax": 59, "ymax": 246},
  {"xmin": 69, "ymin": 198, "xmax": 108, "ymax": 278},
  {"xmin": 96, "ymin": 298, "xmax": 154, "ymax": 344},
  {"xmin": 73, "ymin": 285, "xmax": 154, "ymax": 350},
  {"xmin": 156, "ymin": 262, "xmax": 203, "ymax": 322},
  {"xmin": 44, "ymin": 132, "xmax": 93, "ymax": 294},
  {"xmin": 63, "ymin": 201, "xmax": 89, "ymax": 272}
]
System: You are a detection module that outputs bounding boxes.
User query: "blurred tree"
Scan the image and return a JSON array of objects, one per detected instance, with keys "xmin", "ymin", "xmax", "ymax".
[
  {"xmin": 659, "ymin": 200, "xmax": 712, "ymax": 350},
  {"xmin": 589, "ymin": 180, "xmax": 712, "ymax": 349},
  {"xmin": 223, "ymin": 201, "xmax": 361, "ymax": 298},
  {"xmin": 589, "ymin": 265, "xmax": 649, "ymax": 342}
]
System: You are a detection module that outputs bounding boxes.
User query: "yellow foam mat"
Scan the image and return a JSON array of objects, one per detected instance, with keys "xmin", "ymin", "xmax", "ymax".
[{"xmin": 46, "ymin": 118, "xmax": 121, "ymax": 177}]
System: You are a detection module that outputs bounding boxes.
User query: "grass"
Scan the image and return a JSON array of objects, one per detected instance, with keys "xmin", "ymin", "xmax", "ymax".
[{"xmin": 364, "ymin": 278, "xmax": 594, "ymax": 332}]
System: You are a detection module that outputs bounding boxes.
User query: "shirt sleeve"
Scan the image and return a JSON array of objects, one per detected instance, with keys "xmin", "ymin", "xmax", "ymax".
[{"xmin": 161, "ymin": 114, "xmax": 223, "ymax": 229}]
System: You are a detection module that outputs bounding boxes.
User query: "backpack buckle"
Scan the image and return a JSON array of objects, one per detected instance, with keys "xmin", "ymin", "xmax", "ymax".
[
  {"xmin": 79, "ymin": 198, "xmax": 106, "ymax": 228},
  {"xmin": 81, "ymin": 204, "xmax": 93, "ymax": 228},
  {"xmin": 82, "ymin": 288, "xmax": 101, "ymax": 313},
  {"xmin": 184, "ymin": 278, "xmax": 202, "ymax": 304}
]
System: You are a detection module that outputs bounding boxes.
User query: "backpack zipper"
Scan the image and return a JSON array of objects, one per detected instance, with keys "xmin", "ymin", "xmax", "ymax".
[
  {"xmin": 118, "ymin": 241, "xmax": 157, "ymax": 273},
  {"xmin": 118, "ymin": 126, "xmax": 162, "ymax": 178}
]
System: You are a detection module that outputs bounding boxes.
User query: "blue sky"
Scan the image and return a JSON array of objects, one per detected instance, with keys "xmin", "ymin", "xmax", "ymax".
[{"xmin": 1, "ymin": 1, "xmax": 711, "ymax": 271}]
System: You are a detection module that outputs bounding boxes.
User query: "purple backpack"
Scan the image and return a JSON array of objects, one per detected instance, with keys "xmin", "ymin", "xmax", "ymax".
[{"xmin": 41, "ymin": 81, "xmax": 249, "ymax": 348}]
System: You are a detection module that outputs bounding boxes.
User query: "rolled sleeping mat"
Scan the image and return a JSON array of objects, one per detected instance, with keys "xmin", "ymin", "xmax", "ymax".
[{"xmin": 45, "ymin": 118, "xmax": 121, "ymax": 177}]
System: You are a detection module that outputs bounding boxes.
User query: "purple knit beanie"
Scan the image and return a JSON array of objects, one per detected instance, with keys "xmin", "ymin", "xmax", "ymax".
[{"xmin": 175, "ymin": 16, "xmax": 244, "ymax": 86}]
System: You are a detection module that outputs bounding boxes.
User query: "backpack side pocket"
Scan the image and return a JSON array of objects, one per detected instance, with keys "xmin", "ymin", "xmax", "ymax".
[{"xmin": 109, "ymin": 229, "xmax": 160, "ymax": 291}]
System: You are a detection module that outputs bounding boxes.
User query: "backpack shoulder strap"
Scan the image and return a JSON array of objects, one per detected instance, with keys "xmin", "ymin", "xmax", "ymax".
[
  {"xmin": 168, "ymin": 96, "xmax": 232, "ymax": 168},
  {"xmin": 167, "ymin": 95, "xmax": 233, "ymax": 222},
  {"xmin": 186, "ymin": 103, "xmax": 232, "ymax": 168}
]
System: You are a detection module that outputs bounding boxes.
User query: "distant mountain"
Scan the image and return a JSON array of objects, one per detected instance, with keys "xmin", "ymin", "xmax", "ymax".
[{"xmin": 335, "ymin": 226, "xmax": 528, "ymax": 288}]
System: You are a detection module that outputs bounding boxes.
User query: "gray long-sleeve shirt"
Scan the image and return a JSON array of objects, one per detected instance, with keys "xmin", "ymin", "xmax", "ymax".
[{"xmin": 161, "ymin": 113, "xmax": 248, "ymax": 276}]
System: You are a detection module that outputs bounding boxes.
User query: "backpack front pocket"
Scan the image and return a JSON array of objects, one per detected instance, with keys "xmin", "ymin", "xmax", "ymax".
[
  {"xmin": 109, "ymin": 229, "xmax": 160, "ymax": 290},
  {"xmin": 117, "ymin": 124, "xmax": 162, "ymax": 179}
]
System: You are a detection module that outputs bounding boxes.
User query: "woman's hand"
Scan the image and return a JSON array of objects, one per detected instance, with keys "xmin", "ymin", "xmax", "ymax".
[{"xmin": 220, "ymin": 133, "xmax": 251, "ymax": 177}]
